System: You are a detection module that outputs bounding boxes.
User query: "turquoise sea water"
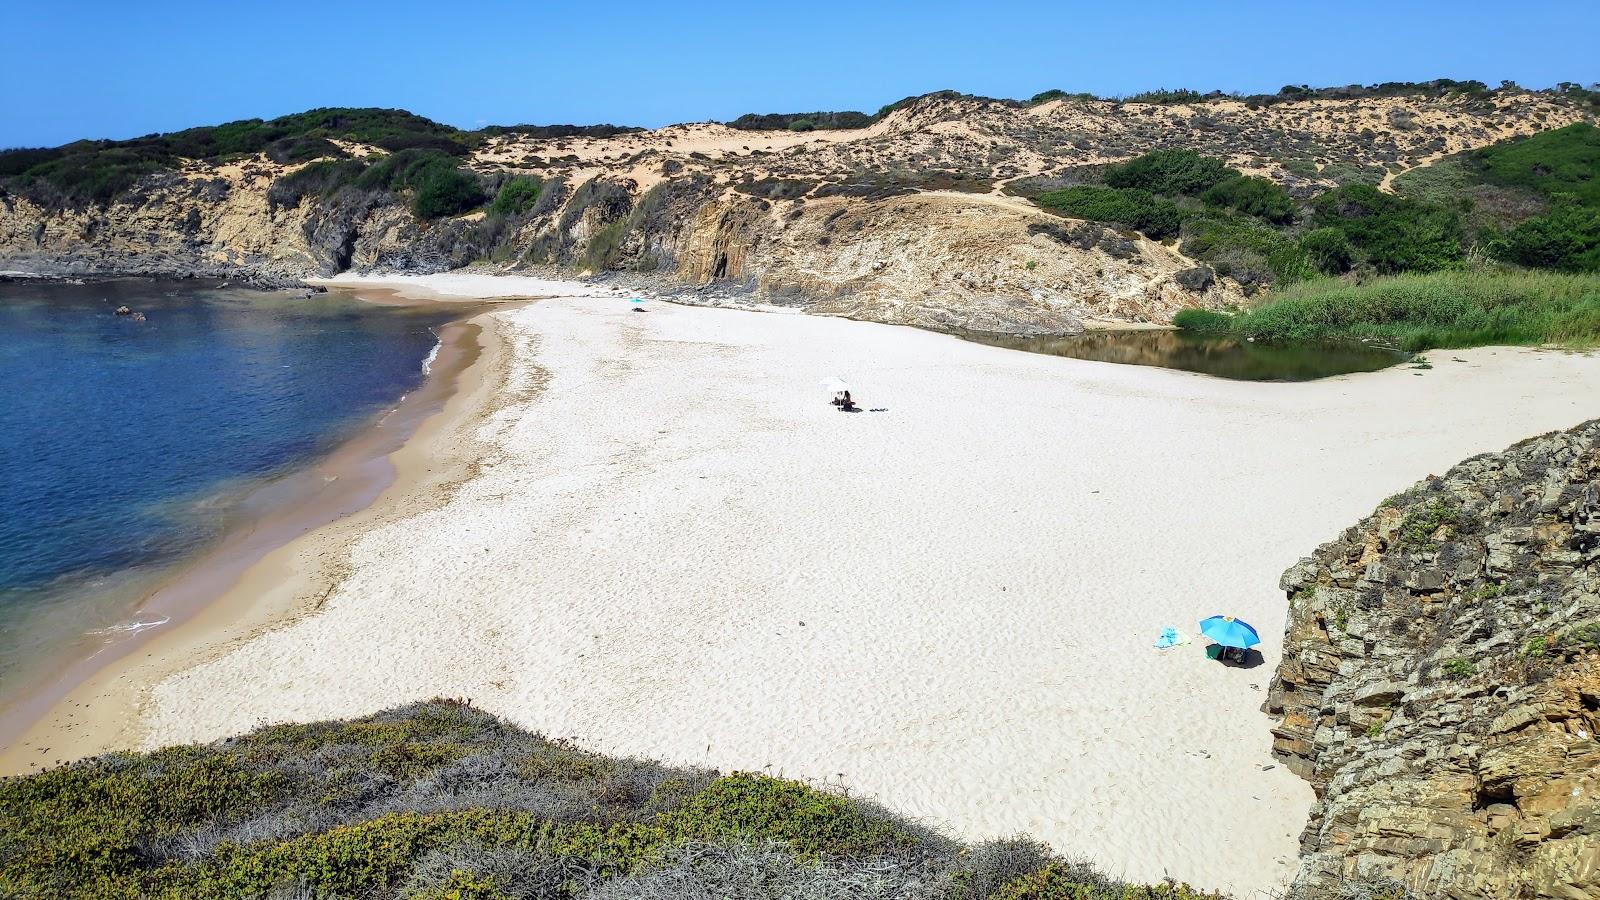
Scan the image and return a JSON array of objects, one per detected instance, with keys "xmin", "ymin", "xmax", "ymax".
[{"xmin": 0, "ymin": 278, "xmax": 455, "ymax": 691}]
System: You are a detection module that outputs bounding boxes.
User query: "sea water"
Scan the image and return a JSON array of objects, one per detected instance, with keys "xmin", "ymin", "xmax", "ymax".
[{"xmin": 0, "ymin": 278, "xmax": 456, "ymax": 697}]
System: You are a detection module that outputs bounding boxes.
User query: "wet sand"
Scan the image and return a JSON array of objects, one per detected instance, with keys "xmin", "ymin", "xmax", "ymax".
[{"xmin": 0, "ymin": 292, "xmax": 508, "ymax": 772}]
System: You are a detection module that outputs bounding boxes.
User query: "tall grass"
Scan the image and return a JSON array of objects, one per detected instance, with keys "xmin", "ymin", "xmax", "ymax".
[{"xmin": 1203, "ymin": 271, "xmax": 1600, "ymax": 351}]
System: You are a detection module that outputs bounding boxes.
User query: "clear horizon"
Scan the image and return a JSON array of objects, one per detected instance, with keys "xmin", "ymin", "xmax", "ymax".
[{"xmin": 5, "ymin": 0, "xmax": 1598, "ymax": 148}]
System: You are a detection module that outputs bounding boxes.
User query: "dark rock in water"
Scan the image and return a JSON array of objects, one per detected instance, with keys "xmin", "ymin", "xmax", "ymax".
[
  {"xmin": 1268, "ymin": 420, "xmax": 1600, "ymax": 899},
  {"xmin": 1174, "ymin": 266, "xmax": 1215, "ymax": 292}
]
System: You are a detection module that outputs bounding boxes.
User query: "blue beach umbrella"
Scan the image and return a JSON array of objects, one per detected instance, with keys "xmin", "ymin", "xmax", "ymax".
[
  {"xmin": 1198, "ymin": 615, "xmax": 1260, "ymax": 649},
  {"xmin": 629, "ymin": 297, "xmax": 646, "ymax": 305}
]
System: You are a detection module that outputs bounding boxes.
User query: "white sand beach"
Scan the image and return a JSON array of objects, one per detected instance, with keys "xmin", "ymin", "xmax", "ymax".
[{"xmin": 23, "ymin": 276, "xmax": 1600, "ymax": 895}]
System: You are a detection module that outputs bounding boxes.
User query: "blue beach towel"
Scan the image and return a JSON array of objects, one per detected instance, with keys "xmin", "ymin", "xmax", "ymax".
[{"xmin": 1154, "ymin": 626, "xmax": 1190, "ymax": 649}]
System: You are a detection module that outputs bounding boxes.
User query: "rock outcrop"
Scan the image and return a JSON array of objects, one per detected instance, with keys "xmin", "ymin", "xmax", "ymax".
[{"xmin": 1267, "ymin": 422, "xmax": 1600, "ymax": 899}]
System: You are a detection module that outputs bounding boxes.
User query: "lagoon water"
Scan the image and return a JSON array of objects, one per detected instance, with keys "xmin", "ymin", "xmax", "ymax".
[
  {"xmin": 0, "ymin": 278, "xmax": 454, "ymax": 698},
  {"xmin": 960, "ymin": 327, "xmax": 1409, "ymax": 381}
]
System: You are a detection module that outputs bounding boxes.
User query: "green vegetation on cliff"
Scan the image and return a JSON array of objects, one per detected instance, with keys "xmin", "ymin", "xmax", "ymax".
[
  {"xmin": 1034, "ymin": 186, "xmax": 1183, "ymax": 239},
  {"xmin": 260, "ymin": 148, "xmax": 488, "ymax": 220},
  {"xmin": 0, "ymin": 108, "xmax": 639, "ymax": 210},
  {"xmin": 1158, "ymin": 123, "xmax": 1600, "ymax": 347},
  {"xmin": 0, "ymin": 701, "xmax": 1219, "ymax": 900},
  {"xmin": 0, "ymin": 108, "xmax": 474, "ymax": 206}
]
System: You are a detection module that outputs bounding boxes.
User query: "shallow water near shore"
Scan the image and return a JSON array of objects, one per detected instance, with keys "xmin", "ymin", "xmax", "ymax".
[
  {"xmin": 0, "ymin": 278, "xmax": 458, "ymax": 712},
  {"xmin": 959, "ymin": 327, "xmax": 1410, "ymax": 380}
]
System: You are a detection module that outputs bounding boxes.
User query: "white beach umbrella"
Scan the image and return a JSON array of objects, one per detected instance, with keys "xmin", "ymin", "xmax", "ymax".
[{"xmin": 821, "ymin": 377, "xmax": 852, "ymax": 393}]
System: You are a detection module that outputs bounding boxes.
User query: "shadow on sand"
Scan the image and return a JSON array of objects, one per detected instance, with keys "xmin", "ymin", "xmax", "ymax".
[{"xmin": 1206, "ymin": 645, "xmax": 1265, "ymax": 669}]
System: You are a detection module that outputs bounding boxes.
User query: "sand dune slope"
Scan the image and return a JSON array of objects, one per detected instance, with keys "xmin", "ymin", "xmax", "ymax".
[{"xmin": 147, "ymin": 294, "xmax": 1600, "ymax": 895}]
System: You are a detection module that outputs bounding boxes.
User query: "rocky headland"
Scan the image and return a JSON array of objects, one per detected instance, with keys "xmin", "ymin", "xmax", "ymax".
[{"xmin": 1269, "ymin": 421, "xmax": 1600, "ymax": 898}]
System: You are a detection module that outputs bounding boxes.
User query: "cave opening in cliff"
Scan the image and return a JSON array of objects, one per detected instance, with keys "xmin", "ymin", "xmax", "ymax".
[
  {"xmin": 712, "ymin": 253, "xmax": 728, "ymax": 278},
  {"xmin": 1473, "ymin": 781, "xmax": 1517, "ymax": 811}
]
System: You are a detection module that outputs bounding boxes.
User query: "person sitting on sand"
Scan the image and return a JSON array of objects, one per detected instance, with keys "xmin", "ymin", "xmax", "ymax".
[{"xmin": 840, "ymin": 390, "xmax": 857, "ymax": 411}]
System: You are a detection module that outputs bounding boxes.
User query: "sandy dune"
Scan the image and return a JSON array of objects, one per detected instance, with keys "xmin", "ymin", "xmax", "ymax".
[{"xmin": 142, "ymin": 283, "xmax": 1600, "ymax": 895}]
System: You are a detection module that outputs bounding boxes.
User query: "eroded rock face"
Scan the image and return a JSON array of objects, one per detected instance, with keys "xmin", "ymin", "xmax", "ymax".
[{"xmin": 1268, "ymin": 422, "xmax": 1600, "ymax": 899}]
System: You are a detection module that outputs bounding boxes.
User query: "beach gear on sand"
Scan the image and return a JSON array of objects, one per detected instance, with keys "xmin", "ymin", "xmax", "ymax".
[
  {"xmin": 1154, "ymin": 626, "xmax": 1190, "ymax": 649},
  {"xmin": 1199, "ymin": 615, "xmax": 1260, "ymax": 649}
]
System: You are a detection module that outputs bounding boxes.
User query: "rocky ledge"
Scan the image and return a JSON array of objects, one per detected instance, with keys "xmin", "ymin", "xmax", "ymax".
[{"xmin": 1267, "ymin": 421, "xmax": 1600, "ymax": 899}]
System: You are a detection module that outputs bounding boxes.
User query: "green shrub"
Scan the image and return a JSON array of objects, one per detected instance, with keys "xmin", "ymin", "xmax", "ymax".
[
  {"xmin": 1399, "ymin": 499, "xmax": 1461, "ymax": 549},
  {"xmin": 581, "ymin": 221, "xmax": 626, "ymax": 270},
  {"xmin": 1105, "ymin": 149, "xmax": 1236, "ymax": 196},
  {"xmin": 727, "ymin": 111, "xmax": 872, "ymax": 130},
  {"xmin": 1123, "ymin": 88, "xmax": 1213, "ymax": 106},
  {"xmin": 1441, "ymin": 657, "xmax": 1477, "ymax": 680},
  {"xmin": 1472, "ymin": 122, "xmax": 1600, "ymax": 206},
  {"xmin": 1180, "ymin": 213, "xmax": 1312, "ymax": 284},
  {"xmin": 486, "ymin": 176, "xmax": 544, "ymax": 217},
  {"xmin": 351, "ymin": 148, "xmax": 484, "ymax": 219},
  {"xmin": 410, "ymin": 167, "xmax": 484, "ymax": 219},
  {"xmin": 1201, "ymin": 175, "xmax": 1295, "ymax": 223},
  {"xmin": 0, "ymin": 750, "xmax": 287, "ymax": 893},
  {"xmin": 266, "ymin": 158, "xmax": 369, "ymax": 210},
  {"xmin": 1490, "ymin": 203, "xmax": 1600, "ymax": 272},
  {"xmin": 1310, "ymin": 185, "xmax": 1465, "ymax": 273},
  {"xmin": 660, "ymin": 773, "xmax": 912, "ymax": 859},
  {"xmin": 1172, "ymin": 309, "xmax": 1233, "ymax": 332},
  {"xmin": 1551, "ymin": 622, "xmax": 1600, "ymax": 651},
  {"xmin": 1299, "ymin": 227, "xmax": 1357, "ymax": 275},
  {"xmin": 1034, "ymin": 186, "xmax": 1181, "ymax": 239}
]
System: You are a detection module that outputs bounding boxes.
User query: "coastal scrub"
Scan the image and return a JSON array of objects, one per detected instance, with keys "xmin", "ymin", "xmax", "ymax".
[{"xmin": 0, "ymin": 700, "xmax": 1219, "ymax": 900}]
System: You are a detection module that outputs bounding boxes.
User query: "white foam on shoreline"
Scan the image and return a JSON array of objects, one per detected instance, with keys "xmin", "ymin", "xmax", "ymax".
[
  {"xmin": 88, "ymin": 617, "xmax": 170, "ymax": 638},
  {"xmin": 144, "ymin": 296, "xmax": 1600, "ymax": 895},
  {"xmin": 420, "ymin": 339, "xmax": 441, "ymax": 376}
]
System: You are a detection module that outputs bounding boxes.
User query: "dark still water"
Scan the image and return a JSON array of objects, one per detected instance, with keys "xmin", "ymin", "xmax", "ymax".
[
  {"xmin": 958, "ymin": 328, "xmax": 1409, "ymax": 381},
  {"xmin": 0, "ymin": 278, "xmax": 456, "ymax": 689}
]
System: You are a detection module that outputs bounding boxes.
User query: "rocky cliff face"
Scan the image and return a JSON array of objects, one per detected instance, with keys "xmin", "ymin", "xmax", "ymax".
[
  {"xmin": 5, "ymin": 90, "xmax": 1588, "ymax": 331},
  {"xmin": 1268, "ymin": 422, "xmax": 1600, "ymax": 899}
]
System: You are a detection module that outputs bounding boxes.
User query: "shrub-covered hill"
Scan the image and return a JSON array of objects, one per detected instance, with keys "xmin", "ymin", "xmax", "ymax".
[
  {"xmin": 0, "ymin": 701, "xmax": 1219, "ymax": 900},
  {"xmin": 0, "ymin": 108, "xmax": 479, "ymax": 207}
]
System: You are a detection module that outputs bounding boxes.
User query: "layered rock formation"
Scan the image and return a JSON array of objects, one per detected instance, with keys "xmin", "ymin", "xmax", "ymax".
[{"xmin": 1268, "ymin": 422, "xmax": 1600, "ymax": 899}]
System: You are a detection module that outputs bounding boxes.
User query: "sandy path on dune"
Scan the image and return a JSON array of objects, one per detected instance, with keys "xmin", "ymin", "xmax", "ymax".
[{"xmin": 131, "ymin": 286, "xmax": 1600, "ymax": 895}]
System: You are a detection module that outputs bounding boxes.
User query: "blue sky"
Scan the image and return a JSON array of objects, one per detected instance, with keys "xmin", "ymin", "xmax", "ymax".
[{"xmin": 4, "ymin": 0, "xmax": 1596, "ymax": 148}]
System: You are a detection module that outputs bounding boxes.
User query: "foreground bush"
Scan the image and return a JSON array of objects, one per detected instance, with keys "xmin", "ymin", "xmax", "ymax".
[
  {"xmin": 0, "ymin": 700, "xmax": 1220, "ymax": 900},
  {"xmin": 1216, "ymin": 270, "xmax": 1600, "ymax": 350}
]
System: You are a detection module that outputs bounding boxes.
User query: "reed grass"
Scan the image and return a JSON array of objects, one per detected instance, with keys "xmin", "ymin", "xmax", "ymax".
[{"xmin": 1198, "ymin": 270, "xmax": 1600, "ymax": 351}]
